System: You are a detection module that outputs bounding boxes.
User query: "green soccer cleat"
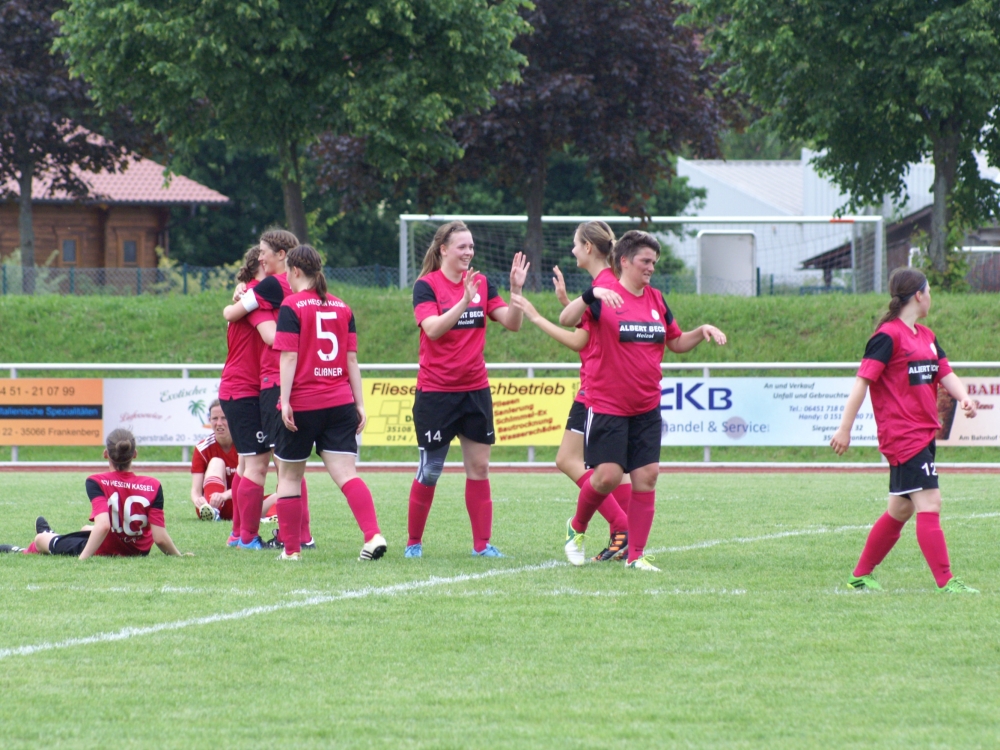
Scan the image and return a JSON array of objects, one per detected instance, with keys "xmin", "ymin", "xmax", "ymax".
[
  {"xmin": 625, "ymin": 555, "xmax": 660, "ymax": 572},
  {"xmin": 847, "ymin": 574, "xmax": 883, "ymax": 591},
  {"xmin": 564, "ymin": 518, "xmax": 586, "ymax": 566},
  {"xmin": 198, "ymin": 504, "xmax": 217, "ymax": 521},
  {"xmin": 938, "ymin": 577, "xmax": 979, "ymax": 594}
]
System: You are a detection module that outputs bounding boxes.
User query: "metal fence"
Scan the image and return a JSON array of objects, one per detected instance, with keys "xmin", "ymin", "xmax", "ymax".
[{"xmin": 0, "ymin": 264, "xmax": 400, "ymax": 296}]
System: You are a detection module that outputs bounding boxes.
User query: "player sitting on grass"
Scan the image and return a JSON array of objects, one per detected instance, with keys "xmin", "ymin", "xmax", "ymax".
[
  {"xmin": 0, "ymin": 429, "xmax": 190, "ymax": 559},
  {"xmin": 831, "ymin": 267, "xmax": 977, "ymax": 594}
]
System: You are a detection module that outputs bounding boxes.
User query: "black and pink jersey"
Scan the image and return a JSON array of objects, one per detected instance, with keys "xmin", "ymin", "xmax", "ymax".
[
  {"xmin": 191, "ymin": 434, "xmax": 238, "ymax": 487},
  {"xmin": 85, "ymin": 471, "xmax": 166, "ymax": 556},
  {"xmin": 581, "ymin": 279, "xmax": 682, "ymax": 416},
  {"xmin": 857, "ymin": 318, "xmax": 953, "ymax": 464},
  {"xmin": 576, "ymin": 267, "xmax": 617, "ymax": 404},
  {"xmin": 274, "ymin": 290, "xmax": 358, "ymax": 411},
  {"xmin": 247, "ymin": 272, "xmax": 292, "ymax": 391},
  {"xmin": 219, "ymin": 279, "xmax": 263, "ymax": 400},
  {"xmin": 412, "ymin": 270, "xmax": 507, "ymax": 392}
]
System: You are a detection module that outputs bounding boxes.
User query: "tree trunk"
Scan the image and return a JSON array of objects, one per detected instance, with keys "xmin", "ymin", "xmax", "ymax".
[
  {"xmin": 17, "ymin": 164, "xmax": 35, "ymax": 293},
  {"xmin": 929, "ymin": 128, "xmax": 959, "ymax": 273},
  {"xmin": 522, "ymin": 157, "xmax": 546, "ymax": 292},
  {"xmin": 280, "ymin": 140, "xmax": 309, "ymax": 244}
]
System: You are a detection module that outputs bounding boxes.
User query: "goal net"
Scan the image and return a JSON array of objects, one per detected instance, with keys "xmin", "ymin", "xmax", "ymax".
[{"xmin": 399, "ymin": 215, "xmax": 885, "ymax": 295}]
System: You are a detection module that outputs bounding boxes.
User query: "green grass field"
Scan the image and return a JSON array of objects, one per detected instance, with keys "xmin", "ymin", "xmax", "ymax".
[{"xmin": 1, "ymin": 469, "xmax": 998, "ymax": 748}]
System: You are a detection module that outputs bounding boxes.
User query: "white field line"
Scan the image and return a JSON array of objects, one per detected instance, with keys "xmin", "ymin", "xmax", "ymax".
[{"xmin": 0, "ymin": 561, "xmax": 561, "ymax": 661}]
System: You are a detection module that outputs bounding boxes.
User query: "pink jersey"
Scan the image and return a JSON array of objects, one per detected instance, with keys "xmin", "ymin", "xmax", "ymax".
[
  {"xmin": 857, "ymin": 318, "xmax": 952, "ymax": 464},
  {"xmin": 191, "ymin": 434, "xmax": 238, "ymax": 487},
  {"xmin": 85, "ymin": 470, "xmax": 166, "ymax": 556},
  {"xmin": 581, "ymin": 279, "xmax": 682, "ymax": 416},
  {"xmin": 247, "ymin": 272, "xmax": 292, "ymax": 390},
  {"xmin": 576, "ymin": 267, "xmax": 617, "ymax": 404},
  {"xmin": 412, "ymin": 270, "xmax": 507, "ymax": 392},
  {"xmin": 219, "ymin": 279, "xmax": 263, "ymax": 400},
  {"xmin": 273, "ymin": 290, "xmax": 358, "ymax": 411}
]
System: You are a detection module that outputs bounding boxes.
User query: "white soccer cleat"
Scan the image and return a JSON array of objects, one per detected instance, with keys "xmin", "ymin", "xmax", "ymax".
[
  {"xmin": 359, "ymin": 533, "xmax": 387, "ymax": 561},
  {"xmin": 277, "ymin": 550, "xmax": 301, "ymax": 562},
  {"xmin": 625, "ymin": 556, "xmax": 660, "ymax": 572},
  {"xmin": 564, "ymin": 518, "xmax": 586, "ymax": 567}
]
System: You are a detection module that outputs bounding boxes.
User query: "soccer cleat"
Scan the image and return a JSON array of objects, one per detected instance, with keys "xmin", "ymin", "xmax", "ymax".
[
  {"xmin": 301, "ymin": 538, "xmax": 316, "ymax": 550},
  {"xmin": 237, "ymin": 536, "xmax": 264, "ymax": 550},
  {"xmin": 404, "ymin": 543, "xmax": 422, "ymax": 558},
  {"xmin": 626, "ymin": 556, "xmax": 661, "ymax": 572},
  {"xmin": 261, "ymin": 513, "xmax": 278, "ymax": 524},
  {"xmin": 198, "ymin": 504, "xmax": 217, "ymax": 521},
  {"xmin": 847, "ymin": 574, "xmax": 883, "ymax": 591},
  {"xmin": 277, "ymin": 550, "xmax": 301, "ymax": 562},
  {"xmin": 359, "ymin": 533, "xmax": 387, "ymax": 561},
  {"xmin": 0, "ymin": 545, "xmax": 24, "ymax": 553},
  {"xmin": 261, "ymin": 530, "xmax": 283, "ymax": 549},
  {"xmin": 592, "ymin": 531, "xmax": 628, "ymax": 562},
  {"xmin": 472, "ymin": 544, "xmax": 505, "ymax": 558},
  {"xmin": 226, "ymin": 533, "xmax": 240, "ymax": 547},
  {"xmin": 35, "ymin": 516, "xmax": 51, "ymax": 534},
  {"xmin": 564, "ymin": 518, "xmax": 586, "ymax": 566},
  {"xmin": 939, "ymin": 577, "xmax": 979, "ymax": 594}
]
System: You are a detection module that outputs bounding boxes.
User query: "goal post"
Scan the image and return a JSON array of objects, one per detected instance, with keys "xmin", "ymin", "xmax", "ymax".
[{"xmin": 398, "ymin": 214, "xmax": 885, "ymax": 294}]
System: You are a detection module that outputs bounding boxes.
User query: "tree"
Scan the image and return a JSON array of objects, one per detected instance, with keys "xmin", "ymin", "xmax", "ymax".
[
  {"xmin": 55, "ymin": 0, "xmax": 530, "ymax": 244},
  {"xmin": 0, "ymin": 0, "xmax": 139, "ymax": 280},
  {"xmin": 423, "ymin": 0, "xmax": 727, "ymax": 289},
  {"xmin": 691, "ymin": 0, "xmax": 1000, "ymax": 283}
]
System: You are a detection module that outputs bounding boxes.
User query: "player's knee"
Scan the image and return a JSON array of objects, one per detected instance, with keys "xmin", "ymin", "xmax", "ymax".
[
  {"xmin": 416, "ymin": 447, "xmax": 448, "ymax": 486},
  {"xmin": 205, "ymin": 456, "xmax": 227, "ymax": 481}
]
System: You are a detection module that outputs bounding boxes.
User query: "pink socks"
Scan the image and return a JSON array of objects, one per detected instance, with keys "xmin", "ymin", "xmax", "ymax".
[
  {"xmin": 407, "ymin": 479, "xmax": 435, "ymax": 546},
  {"xmin": 626, "ymin": 490, "xmax": 656, "ymax": 563},
  {"xmin": 916, "ymin": 511, "xmax": 953, "ymax": 588},
  {"xmin": 342, "ymin": 477, "xmax": 380, "ymax": 542},
  {"xmin": 853, "ymin": 512, "xmax": 905, "ymax": 577},
  {"xmin": 465, "ymin": 478, "xmax": 493, "ymax": 552}
]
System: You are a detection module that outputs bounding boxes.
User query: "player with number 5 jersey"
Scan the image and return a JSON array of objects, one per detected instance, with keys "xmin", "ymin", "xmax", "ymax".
[
  {"xmin": 406, "ymin": 221, "xmax": 529, "ymax": 559},
  {"xmin": 272, "ymin": 245, "xmax": 385, "ymax": 562},
  {"xmin": 831, "ymin": 267, "xmax": 979, "ymax": 593}
]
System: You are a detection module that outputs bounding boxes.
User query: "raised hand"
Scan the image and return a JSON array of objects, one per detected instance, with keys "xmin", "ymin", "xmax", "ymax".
[
  {"xmin": 552, "ymin": 266, "xmax": 569, "ymax": 306},
  {"xmin": 510, "ymin": 293, "xmax": 539, "ymax": 322},
  {"xmin": 593, "ymin": 286, "xmax": 624, "ymax": 308},
  {"xmin": 701, "ymin": 325, "xmax": 727, "ymax": 345},
  {"xmin": 510, "ymin": 252, "xmax": 530, "ymax": 293},
  {"xmin": 462, "ymin": 267, "xmax": 479, "ymax": 303}
]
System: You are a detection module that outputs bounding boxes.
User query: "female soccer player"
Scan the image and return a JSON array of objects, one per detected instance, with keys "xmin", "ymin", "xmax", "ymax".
[
  {"xmin": 406, "ymin": 220, "xmax": 529, "ymax": 558},
  {"xmin": 830, "ymin": 268, "xmax": 978, "ymax": 594},
  {"xmin": 272, "ymin": 245, "xmax": 386, "ymax": 562},
  {"xmin": 190, "ymin": 399, "xmax": 238, "ymax": 520},
  {"xmin": 23, "ymin": 429, "xmax": 188, "ymax": 558},
  {"xmin": 224, "ymin": 229, "xmax": 313, "ymax": 551},
  {"xmin": 510, "ymin": 221, "xmax": 631, "ymax": 561},
  {"xmin": 558, "ymin": 230, "xmax": 726, "ymax": 570}
]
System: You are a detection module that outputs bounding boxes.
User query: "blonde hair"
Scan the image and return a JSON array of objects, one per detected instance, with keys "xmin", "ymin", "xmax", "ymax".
[
  {"xmin": 418, "ymin": 221, "xmax": 471, "ymax": 278},
  {"xmin": 575, "ymin": 221, "xmax": 616, "ymax": 258},
  {"xmin": 259, "ymin": 228, "xmax": 299, "ymax": 255},
  {"xmin": 105, "ymin": 428, "xmax": 136, "ymax": 471}
]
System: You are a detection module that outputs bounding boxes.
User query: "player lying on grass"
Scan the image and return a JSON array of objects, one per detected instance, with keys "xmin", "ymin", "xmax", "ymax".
[
  {"xmin": 0, "ymin": 429, "xmax": 191, "ymax": 558},
  {"xmin": 551, "ymin": 230, "xmax": 726, "ymax": 571},
  {"xmin": 831, "ymin": 267, "xmax": 977, "ymax": 594},
  {"xmin": 510, "ymin": 220, "xmax": 632, "ymax": 562},
  {"xmin": 190, "ymin": 399, "xmax": 277, "ymax": 523},
  {"xmin": 272, "ymin": 244, "xmax": 386, "ymax": 562}
]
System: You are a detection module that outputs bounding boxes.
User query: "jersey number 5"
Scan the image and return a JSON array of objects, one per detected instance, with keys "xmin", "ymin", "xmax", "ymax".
[
  {"xmin": 316, "ymin": 311, "xmax": 339, "ymax": 362},
  {"xmin": 106, "ymin": 492, "xmax": 151, "ymax": 536}
]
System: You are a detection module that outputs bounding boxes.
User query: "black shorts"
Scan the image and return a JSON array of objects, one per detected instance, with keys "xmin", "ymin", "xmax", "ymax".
[
  {"xmin": 565, "ymin": 400, "xmax": 587, "ymax": 434},
  {"xmin": 889, "ymin": 440, "xmax": 939, "ymax": 496},
  {"xmin": 274, "ymin": 404, "xmax": 359, "ymax": 462},
  {"xmin": 48, "ymin": 531, "xmax": 91, "ymax": 556},
  {"xmin": 220, "ymin": 396, "xmax": 268, "ymax": 456},
  {"xmin": 584, "ymin": 406, "xmax": 662, "ymax": 473},
  {"xmin": 413, "ymin": 388, "xmax": 495, "ymax": 449},
  {"xmin": 259, "ymin": 386, "xmax": 281, "ymax": 449}
]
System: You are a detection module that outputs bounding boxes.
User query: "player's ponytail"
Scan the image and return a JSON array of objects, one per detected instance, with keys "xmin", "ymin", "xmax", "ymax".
[
  {"xmin": 876, "ymin": 267, "xmax": 928, "ymax": 329},
  {"xmin": 287, "ymin": 245, "xmax": 328, "ymax": 300},
  {"xmin": 106, "ymin": 428, "xmax": 136, "ymax": 471},
  {"xmin": 236, "ymin": 245, "xmax": 261, "ymax": 284},
  {"xmin": 419, "ymin": 220, "xmax": 469, "ymax": 279},
  {"xmin": 575, "ymin": 221, "xmax": 616, "ymax": 259}
]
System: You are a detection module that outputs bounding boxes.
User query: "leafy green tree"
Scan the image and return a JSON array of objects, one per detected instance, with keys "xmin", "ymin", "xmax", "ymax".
[
  {"xmin": 55, "ymin": 0, "xmax": 530, "ymax": 244},
  {"xmin": 691, "ymin": 0, "xmax": 1000, "ymax": 283}
]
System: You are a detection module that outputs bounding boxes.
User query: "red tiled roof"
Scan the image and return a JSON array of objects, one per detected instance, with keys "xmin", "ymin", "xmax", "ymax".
[{"xmin": 4, "ymin": 155, "xmax": 228, "ymax": 206}]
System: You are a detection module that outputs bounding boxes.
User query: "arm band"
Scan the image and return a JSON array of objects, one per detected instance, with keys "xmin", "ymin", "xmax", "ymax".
[
  {"xmin": 240, "ymin": 289, "xmax": 260, "ymax": 313},
  {"xmin": 581, "ymin": 287, "xmax": 597, "ymax": 305}
]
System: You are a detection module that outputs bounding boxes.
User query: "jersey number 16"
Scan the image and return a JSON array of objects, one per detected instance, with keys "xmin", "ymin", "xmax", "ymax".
[{"xmin": 106, "ymin": 492, "xmax": 150, "ymax": 536}]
